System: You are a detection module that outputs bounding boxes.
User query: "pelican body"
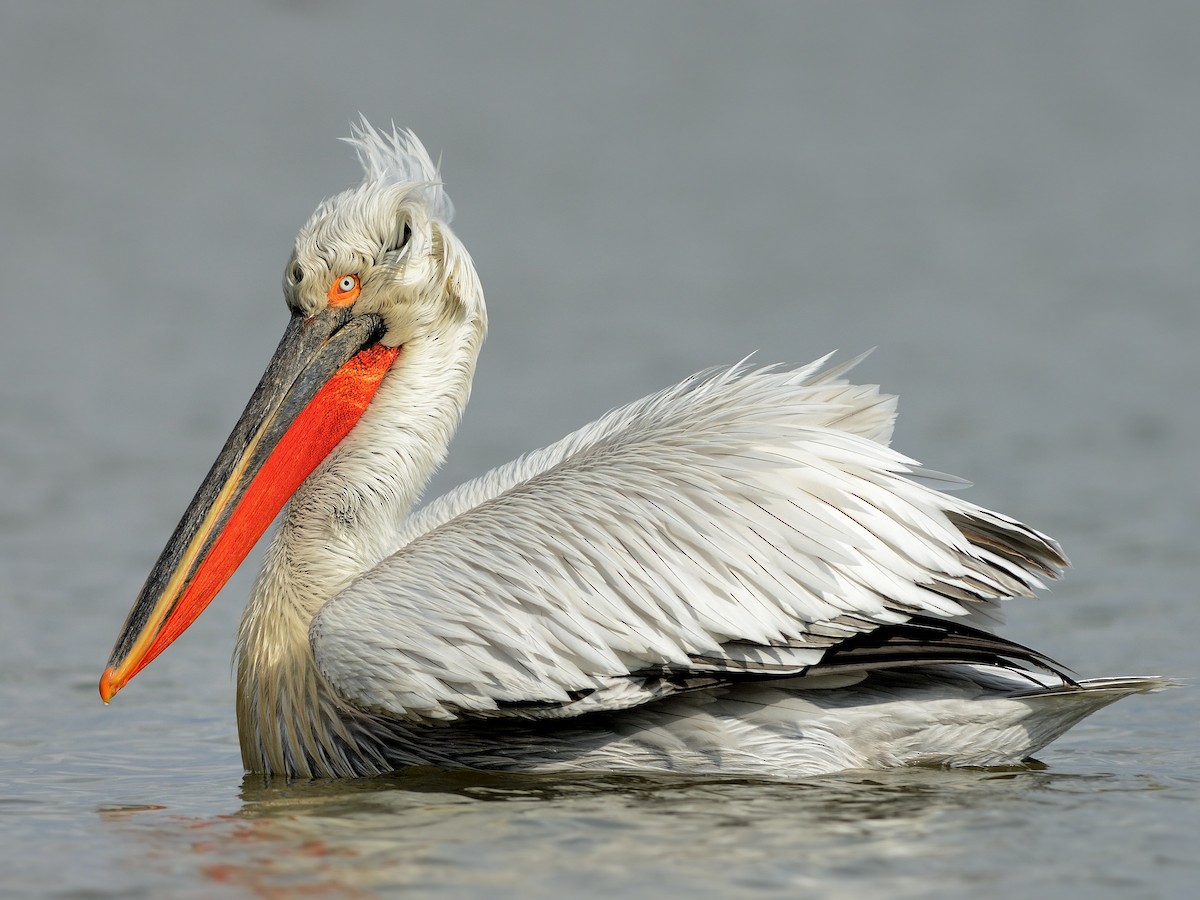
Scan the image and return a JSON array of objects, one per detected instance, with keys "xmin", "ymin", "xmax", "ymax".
[{"xmin": 101, "ymin": 123, "xmax": 1166, "ymax": 780}]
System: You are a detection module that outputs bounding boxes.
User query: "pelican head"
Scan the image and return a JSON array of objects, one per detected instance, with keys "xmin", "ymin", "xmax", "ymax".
[
  {"xmin": 100, "ymin": 120, "xmax": 485, "ymax": 702},
  {"xmin": 286, "ymin": 122, "xmax": 483, "ymax": 347}
]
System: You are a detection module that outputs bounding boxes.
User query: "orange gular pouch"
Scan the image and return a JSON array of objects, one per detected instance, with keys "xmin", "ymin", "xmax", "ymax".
[{"xmin": 100, "ymin": 307, "xmax": 400, "ymax": 700}]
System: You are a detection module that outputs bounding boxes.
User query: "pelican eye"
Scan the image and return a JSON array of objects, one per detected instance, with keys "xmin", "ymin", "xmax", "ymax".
[{"xmin": 327, "ymin": 273, "xmax": 361, "ymax": 306}]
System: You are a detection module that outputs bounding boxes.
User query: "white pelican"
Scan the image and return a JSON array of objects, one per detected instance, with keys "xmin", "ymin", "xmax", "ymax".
[{"xmin": 101, "ymin": 121, "xmax": 1167, "ymax": 780}]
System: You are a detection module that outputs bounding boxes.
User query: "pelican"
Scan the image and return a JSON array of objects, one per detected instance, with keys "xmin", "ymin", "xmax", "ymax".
[{"xmin": 101, "ymin": 121, "xmax": 1167, "ymax": 780}]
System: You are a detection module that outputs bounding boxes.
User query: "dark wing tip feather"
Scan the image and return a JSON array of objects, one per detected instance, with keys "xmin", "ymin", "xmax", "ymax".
[
  {"xmin": 946, "ymin": 510, "xmax": 1069, "ymax": 580},
  {"xmin": 805, "ymin": 615, "xmax": 1079, "ymax": 685}
]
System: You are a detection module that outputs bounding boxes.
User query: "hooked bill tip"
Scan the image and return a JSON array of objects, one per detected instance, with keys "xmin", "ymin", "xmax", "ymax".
[{"xmin": 99, "ymin": 667, "xmax": 123, "ymax": 704}]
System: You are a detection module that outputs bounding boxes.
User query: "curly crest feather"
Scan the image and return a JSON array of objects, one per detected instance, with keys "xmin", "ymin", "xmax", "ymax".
[{"xmin": 341, "ymin": 117, "xmax": 454, "ymax": 224}]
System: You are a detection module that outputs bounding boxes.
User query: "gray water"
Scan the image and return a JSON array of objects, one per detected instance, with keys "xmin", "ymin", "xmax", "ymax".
[{"xmin": 2, "ymin": 2, "xmax": 1197, "ymax": 897}]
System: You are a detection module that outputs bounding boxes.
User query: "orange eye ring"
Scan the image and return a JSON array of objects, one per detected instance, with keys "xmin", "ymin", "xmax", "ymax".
[{"xmin": 327, "ymin": 274, "xmax": 361, "ymax": 306}]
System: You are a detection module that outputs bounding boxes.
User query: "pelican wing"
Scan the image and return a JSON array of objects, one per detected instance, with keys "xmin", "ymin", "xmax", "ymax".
[{"xmin": 310, "ymin": 357, "xmax": 1066, "ymax": 724}]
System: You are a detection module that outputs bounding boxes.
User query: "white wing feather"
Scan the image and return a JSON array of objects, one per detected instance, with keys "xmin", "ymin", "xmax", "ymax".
[{"xmin": 310, "ymin": 357, "xmax": 1065, "ymax": 724}]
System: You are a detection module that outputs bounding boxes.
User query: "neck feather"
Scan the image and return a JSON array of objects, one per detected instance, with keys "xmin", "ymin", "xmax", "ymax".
[{"xmin": 234, "ymin": 321, "xmax": 482, "ymax": 776}]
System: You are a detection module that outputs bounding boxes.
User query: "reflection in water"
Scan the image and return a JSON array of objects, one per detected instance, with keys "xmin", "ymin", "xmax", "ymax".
[{"xmin": 98, "ymin": 764, "xmax": 1144, "ymax": 898}]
